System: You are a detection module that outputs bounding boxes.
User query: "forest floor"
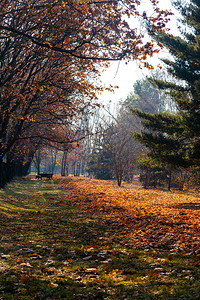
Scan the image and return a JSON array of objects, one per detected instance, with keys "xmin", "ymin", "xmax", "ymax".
[{"xmin": 0, "ymin": 176, "xmax": 200, "ymax": 299}]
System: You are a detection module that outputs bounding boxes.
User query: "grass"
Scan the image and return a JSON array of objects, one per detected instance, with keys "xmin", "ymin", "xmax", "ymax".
[{"xmin": 0, "ymin": 176, "xmax": 200, "ymax": 299}]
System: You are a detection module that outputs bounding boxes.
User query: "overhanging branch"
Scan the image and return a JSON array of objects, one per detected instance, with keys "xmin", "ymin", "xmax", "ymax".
[{"xmin": 0, "ymin": 25, "xmax": 128, "ymax": 61}]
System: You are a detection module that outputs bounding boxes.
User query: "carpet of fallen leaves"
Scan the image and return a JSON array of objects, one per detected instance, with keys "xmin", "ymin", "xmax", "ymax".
[
  {"xmin": 58, "ymin": 177, "xmax": 200, "ymax": 255},
  {"xmin": 0, "ymin": 176, "xmax": 200, "ymax": 299}
]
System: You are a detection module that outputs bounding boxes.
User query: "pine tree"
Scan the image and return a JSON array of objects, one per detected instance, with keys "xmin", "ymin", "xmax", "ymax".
[
  {"xmin": 125, "ymin": 79, "xmax": 166, "ymax": 113},
  {"xmin": 133, "ymin": 0, "xmax": 200, "ymax": 176}
]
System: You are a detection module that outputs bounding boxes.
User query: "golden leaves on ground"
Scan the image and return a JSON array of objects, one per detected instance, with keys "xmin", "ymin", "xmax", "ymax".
[{"xmin": 59, "ymin": 177, "xmax": 200, "ymax": 255}]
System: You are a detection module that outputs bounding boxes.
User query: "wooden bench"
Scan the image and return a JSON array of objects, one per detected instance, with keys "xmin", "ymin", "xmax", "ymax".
[{"xmin": 36, "ymin": 173, "xmax": 53, "ymax": 180}]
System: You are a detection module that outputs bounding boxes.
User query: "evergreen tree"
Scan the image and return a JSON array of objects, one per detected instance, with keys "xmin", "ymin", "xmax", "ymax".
[
  {"xmin": 125, "ymin": 79, "xmax": 166, "ymax": 113},
  {"xmin": 88, "ymin": 147, "xmax": 113, "ymax": 180},
  {"xmin": 133, "ymin": 0, "xmax": 200, "ymax": 173}
]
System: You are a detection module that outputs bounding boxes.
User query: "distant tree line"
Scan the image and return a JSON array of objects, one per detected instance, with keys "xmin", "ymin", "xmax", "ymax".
[{"xmin": 85, "ymin": 78, "xmax": 167, "ymax": 186}]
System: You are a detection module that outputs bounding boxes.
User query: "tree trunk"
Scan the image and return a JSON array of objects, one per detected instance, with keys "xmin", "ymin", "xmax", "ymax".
[
  {"xmin": 168, "ymin": 169, "xmax": 172, "ymax": 191},
  {"xmin": 61, "ymin": 151, "xmax": 68, "ymax": 176},
  {"xmin": 0, "ymin": 158, "xmax": 5, "ymax": 188}
]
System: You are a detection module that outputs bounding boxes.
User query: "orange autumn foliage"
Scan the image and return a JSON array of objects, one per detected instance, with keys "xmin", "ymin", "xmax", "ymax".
[
  {"xmin": 58, "ymin": 177, "xmax": 200, "ymax": 255},
  {"xmin": 0, "ymin": 0, "xmax": 173, "ymax": 187}
]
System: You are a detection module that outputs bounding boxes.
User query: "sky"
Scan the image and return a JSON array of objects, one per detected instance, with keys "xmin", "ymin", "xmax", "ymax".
[
  {"xmin": 99, "ymin": 0, "xmax": 178, "ymax": 104},
  {"xmin": 99, "ymin": 60, "xmax": 152, "ymax": 103}
]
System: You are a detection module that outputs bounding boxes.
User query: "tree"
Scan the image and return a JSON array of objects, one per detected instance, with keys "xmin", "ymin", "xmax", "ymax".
[
  {"xmin": 87, "ymin": 103, "xmax": 142, "ymax": 186},
  {"xmin": 125, "ymin": 78, "xmax": 167, "ymax": 113},
  {"xmin": 88, "ymin": 143, "xmax": 114, "ymax": 180},
  {"xmin": 87, "ymin": 77, "xmax": 168, "ymax": 186},
  {"xmin": 0, "ymin": 0, "xmax": 173, "ymax": 186},
  {"xmin": 133, "ymin": 0, "xmax": 200, "ymax": 189},
  {"xmin": 0, "ymin": 21, "xmax": 98, "ymax": 185},
  {"xmin": 104, "ymin": 118, "xmax": 138, "ymax": 186},
  {"xmin": 118, "ymin": 78, "xmax": 168, "ymax": 186},
  {"xmin": 32, "ymin": 148, "xmax": 45, "ymax": 176},
  {"xmin": 1, "ymin": 0, "xmax": 172, "ymax": 62}
]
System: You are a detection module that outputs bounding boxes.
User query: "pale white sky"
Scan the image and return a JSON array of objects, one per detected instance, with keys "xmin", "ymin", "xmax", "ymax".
[
  {"xmin": 99, "ymin": 0, "xmax": 178, "ymax": 104},
  {"xmin": 99, "ymin": 60, "xmax": 152, "ymax": 103}
]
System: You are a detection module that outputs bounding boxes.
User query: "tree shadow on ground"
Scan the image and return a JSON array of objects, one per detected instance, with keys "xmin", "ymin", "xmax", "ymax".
[{"xmin": 172, "ymin": 202, "xmax": 200, "ymax": 210}]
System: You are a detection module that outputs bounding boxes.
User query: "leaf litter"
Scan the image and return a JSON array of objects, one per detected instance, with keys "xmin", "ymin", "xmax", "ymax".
[{"xmin": 0, "ymin": 176, "xmax": 200, "ymax": 299}]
